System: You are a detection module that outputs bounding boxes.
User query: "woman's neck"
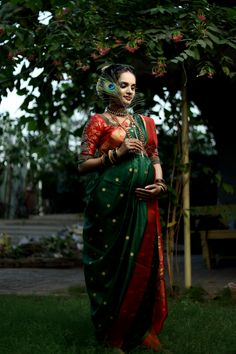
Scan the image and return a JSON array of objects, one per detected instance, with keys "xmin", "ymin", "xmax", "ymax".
[{"xmin": 107, "ymin": 104, "xmax": 128, "ymax": 117}]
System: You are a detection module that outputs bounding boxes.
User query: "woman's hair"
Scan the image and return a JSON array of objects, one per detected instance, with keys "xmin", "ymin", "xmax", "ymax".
[
  {"xmin": 101, "ymin": 63, "xmax": 135, "ymax": 80},
  {"xmin": 96, "ymin": 63, "xmax": 135, "ymax": 101}
]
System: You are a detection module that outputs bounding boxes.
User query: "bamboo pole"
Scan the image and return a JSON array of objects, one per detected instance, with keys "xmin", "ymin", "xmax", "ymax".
[{"xmin": 181, "ymin": 80, "xmax": 192, "ymax": 288}]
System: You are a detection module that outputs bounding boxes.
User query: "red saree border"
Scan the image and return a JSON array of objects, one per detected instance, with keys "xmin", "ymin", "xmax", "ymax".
[
  {"xmin": 144, "ymin": 115, "xmax": 168, "ymax": 334},
  {"xmin": 106, "ymin": 201, "xmax": 158, "ymax": 347},
  {"xmin": 142, "ymin": 115, "xmax": 158, "ymax": 146}
]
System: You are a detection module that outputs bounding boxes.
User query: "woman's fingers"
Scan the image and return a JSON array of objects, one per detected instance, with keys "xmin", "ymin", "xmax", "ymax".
[
  {"xmin": 117, "ymin": 138, "xmax": 143, "ymax": 157},
  {"xmin": 135, "ymin": 185, "xmax": 161, "ymax": 200},
  {"xmin": 125, "ymin": 138, "xmax": 143, "ymax": 152}
]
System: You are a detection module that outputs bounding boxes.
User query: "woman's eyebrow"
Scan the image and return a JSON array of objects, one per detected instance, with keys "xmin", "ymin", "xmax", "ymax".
[{"xmin": 119, "ymin": 81, "xmax": 136, "ymax": 86}]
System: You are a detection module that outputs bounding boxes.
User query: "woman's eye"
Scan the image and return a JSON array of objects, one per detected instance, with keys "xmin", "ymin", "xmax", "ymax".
[{"xmin": 119, "ymin": 82, "xmax": 136, "ymax": 90}]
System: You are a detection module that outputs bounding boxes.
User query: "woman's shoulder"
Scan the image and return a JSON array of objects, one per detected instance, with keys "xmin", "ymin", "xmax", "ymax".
[
  {"xmin": 138, "ymin": 114, "xmax": 155, "ymax": 127},
  {"xmin": 86, "ymin": 113, "xmax": 107, "ymax": 125},
  {"xmin": 89, "ymin": 113, "xmax": 105, "ymax": 121}
]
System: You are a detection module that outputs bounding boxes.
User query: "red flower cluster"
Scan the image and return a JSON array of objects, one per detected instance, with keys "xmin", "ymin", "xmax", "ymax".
[
  {"xmin": 152, "ymin": 59, "xmax": 167, "ymax": 78},
  {"xmin": 207, "ymin": 69, "xmax": 215, "ymax": 78},
  {"xmin": 125, "ymin": 45, "xmax": 139, "ymax": 53},
  {"xmin": 198, "ymin": 65, "xmax": 215, "ymax": 79},
  {"xmin": 98, "ymin": 47, "xmax": 110, "ymax": 56},
  {"xmin": 52, "ymin": 60, "xmax": 62, "ymax": 66},
  {"xmin": 172, "ymin": 32, "xmax": 183, "ymax": 42},
  {"xmin": 125, "ymin": 37, "xmax": 143, "ymax": 53},
  {"xmin": 91, "ymin": 46, "xmax": 111, "ymax": 59},
  {"xmin": 197, "ymin": 14, "xmax": 206, "ymax": 21}
]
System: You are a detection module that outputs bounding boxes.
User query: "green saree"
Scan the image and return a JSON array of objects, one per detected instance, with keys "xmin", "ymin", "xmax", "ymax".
[{"xmin": 80, "ymin": 113, "xmax": 167, "ymax": 351}]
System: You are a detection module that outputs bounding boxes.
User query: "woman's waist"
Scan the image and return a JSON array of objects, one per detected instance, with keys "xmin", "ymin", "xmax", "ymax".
[{"xmin": 99, "ymin": 156, "xmax": 155, "ymax": 187}]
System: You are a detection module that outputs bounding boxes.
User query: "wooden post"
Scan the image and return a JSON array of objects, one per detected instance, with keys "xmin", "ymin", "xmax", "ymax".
[{"xmin": 181, "ymin": 80, "xmax": 192, "ymax": 288}]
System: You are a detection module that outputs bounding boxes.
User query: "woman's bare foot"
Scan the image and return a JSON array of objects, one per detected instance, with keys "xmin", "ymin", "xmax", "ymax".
[{"xmin": 142, "ymin": 331, "xmax": 161, "ymax": 352}]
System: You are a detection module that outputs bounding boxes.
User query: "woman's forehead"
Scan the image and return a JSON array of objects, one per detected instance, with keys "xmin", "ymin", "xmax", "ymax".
[{"xmin": 118, "ymin": 71, "xmax": 136, "ymax": 84}]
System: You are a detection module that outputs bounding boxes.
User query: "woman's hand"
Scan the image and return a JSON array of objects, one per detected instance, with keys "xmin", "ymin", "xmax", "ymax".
[
  {"xmin": 117, "ymin": 138, "xmax": 143, "ymax": 157},
  {"xmin": 135, "ymin": 184, "xmax": 162, "ymax": 201}
]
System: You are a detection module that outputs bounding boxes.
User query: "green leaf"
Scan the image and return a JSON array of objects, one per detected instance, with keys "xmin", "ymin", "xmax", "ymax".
[
  {"xmin": 196, "ymin": 39, "xmax": 207, "ymax": 48},
  {"xmin": 228, "ymin": 42, "xmax": 236, "ymax": 50},
  {"xmin": 184, "ymin": 48, "xmax": 200, "ymax": 60},
  {"xmin": 206, "ymin": 31, "xmax": 223, "ymax": 45},
  {"xmin": 138, "ymin": 6, "xmax": 167, "ymax": 15},
  {"xmin": 222, "ymin": 182, "xmax": 234, "ymax": 195},
  {"xmin": 27, "ymin": 120, "xmax": 37, "ymax": 131},
  {"xmin": 204, "ymin": 39, "xmax": 214, "ymax": 49},
  {"xmin": 171, "ymin": 55, "xmax": 184, "ymax": 63},
  {"xmin": 207, "ymin": 25, "xmax": 224, "ymax": 34},
  {"xmin": 222, "ymin": 66, "xmax": 230, "ymax": 76}
]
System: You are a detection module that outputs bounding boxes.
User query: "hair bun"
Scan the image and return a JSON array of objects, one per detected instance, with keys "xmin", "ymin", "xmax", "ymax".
[{"xmin": 101, "ymin": 64, "xmax": 112, "ymax": 72}]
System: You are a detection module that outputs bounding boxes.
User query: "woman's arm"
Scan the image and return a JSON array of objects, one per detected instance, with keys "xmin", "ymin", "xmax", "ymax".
[
  {"xmin": 79, "ymin": 137, "xmax": 143, "ymax": 174},
  {"xmin": 154, "ymin": 163, "xmax": 163, "ymax": 180},
  {"xmin": 78, "ymin": 114, "xmax": 105, "ymax": 174},
  {"xmin": 79, "ymin": 156, "xmax": 103, "ymax": 174}
]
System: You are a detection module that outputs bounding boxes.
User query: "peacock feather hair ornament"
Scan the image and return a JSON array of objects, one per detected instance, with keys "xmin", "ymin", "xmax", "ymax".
[
  {"xmin": 96, "ymin": 63, "xmax": 146, "ymax": 113},
  {"xmin": 96, "ymin": 76, "xmax": 119, "ymax": 99}
]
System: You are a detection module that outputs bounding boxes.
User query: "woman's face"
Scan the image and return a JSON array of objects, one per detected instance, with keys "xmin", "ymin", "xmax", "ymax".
[{"xmin": 116, "ymin": 71, "xmax": 136, "ymax": 107}]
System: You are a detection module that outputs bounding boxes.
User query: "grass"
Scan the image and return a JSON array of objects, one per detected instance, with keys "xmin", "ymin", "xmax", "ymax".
[{"xmin": 0, "ymin": 286, "xmax": 236, "ymax": 354}]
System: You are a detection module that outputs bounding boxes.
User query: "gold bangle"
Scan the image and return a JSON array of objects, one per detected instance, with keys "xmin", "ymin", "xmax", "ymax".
[
  {"xmin": 108, "ymin": 150, "xmax": 115, "ymax": 164},
  {"xmin": 155, "ymin": 178, "xmax": 165, "ymax": 184},
  {"xmin": 156, "ymin": 182, "xmax": 168, "ymax": 193},
  {"xmin": 155, "ymin": 178, "xmax": 168, "ymax": 193}
]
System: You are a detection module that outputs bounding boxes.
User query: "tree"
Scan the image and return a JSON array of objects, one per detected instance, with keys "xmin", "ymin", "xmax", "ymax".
[{"xmin": 0, "ymin": 0, "xmax": 235, "ymax": 123}]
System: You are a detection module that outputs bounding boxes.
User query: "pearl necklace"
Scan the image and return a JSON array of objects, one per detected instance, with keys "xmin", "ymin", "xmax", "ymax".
[{"xmin": 106, "ymin": 107, "xmax": 128, "ymax": 117}]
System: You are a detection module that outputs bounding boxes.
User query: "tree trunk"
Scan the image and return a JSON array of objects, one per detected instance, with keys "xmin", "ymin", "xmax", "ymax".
[{"xmin": 181, "ymin": 74, "xmax": 192, "ymax": 288}]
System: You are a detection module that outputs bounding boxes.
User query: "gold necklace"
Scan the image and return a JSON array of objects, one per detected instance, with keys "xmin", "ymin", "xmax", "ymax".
[
  {"xmin": 107, "ymin": 107, "xmax": 128, "ymax": 116},
  {"xmin": 109, "ymin": 113, "xmax": 145, "ymax": 145},
  {"xmin": 109, "ymin": 113, "xmax": 130, "ymax": 128},
  {"xmin": 128, "ymin": 115, "xmax": 145, "ymax": 145}
]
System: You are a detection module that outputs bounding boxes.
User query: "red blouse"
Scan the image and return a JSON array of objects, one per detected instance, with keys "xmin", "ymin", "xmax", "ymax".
[{"xmin": 79, "ymin": 114, "xmax": 160, "ymax": 164}]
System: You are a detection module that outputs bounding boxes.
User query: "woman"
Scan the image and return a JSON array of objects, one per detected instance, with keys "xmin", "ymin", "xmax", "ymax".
[{"xmin": 78, "ymin": 64, "xmax": 168, "ymax": 353}]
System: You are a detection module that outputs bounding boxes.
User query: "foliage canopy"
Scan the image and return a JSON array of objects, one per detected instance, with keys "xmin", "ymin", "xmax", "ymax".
[{"xmin": 0, "ymin": 0, "xmax": 236, "ymax": 129}]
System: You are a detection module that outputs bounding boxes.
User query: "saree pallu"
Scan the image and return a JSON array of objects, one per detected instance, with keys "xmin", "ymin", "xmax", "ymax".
[{"xmin": 82, "ymin": 118, "xmax": 167, "ymax": 351}]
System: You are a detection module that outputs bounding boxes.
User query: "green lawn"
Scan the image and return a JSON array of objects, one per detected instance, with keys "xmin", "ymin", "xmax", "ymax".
[{"xmin": 0, "ymin": 287, "xmax": 235, "ymax": 354}]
